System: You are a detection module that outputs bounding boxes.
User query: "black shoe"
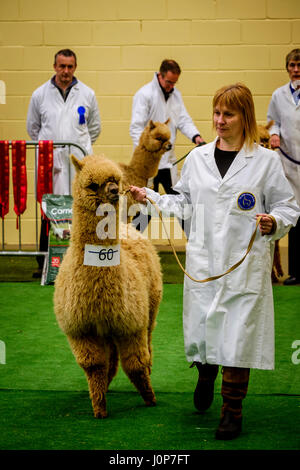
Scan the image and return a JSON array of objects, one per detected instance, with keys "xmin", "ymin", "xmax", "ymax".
[
  {"xmin": 215, "ymin": 410, "xmax": 242, "ymax": 440},
  {"xmin": 192, "ymin": 363, "xmax": 218, "ymax": 412},
  {"xmin": 283, "ymin": 276, "xmax": 299, "ymax": 286}
]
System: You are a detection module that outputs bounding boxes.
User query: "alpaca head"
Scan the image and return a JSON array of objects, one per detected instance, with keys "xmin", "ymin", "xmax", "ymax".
[
  {"xmin": 140, "ymin": 120, "xmax": 172, "ymax": 154},
  {"xmin": 257, "ymin": 120, "xmax": 274, "ymax": 148},
  {"xmin": 71, "ymin": 154, "xmax": 123, "ymax": 212}
]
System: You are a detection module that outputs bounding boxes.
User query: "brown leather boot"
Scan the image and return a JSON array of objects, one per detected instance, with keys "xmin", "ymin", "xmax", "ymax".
[
  {"xmin": 215, "ymin": 367, "xmax": 250, "ymax": 440},
  {"xmin": 191, "ymin": 362, "xmax": 219, "ymax": 412}
]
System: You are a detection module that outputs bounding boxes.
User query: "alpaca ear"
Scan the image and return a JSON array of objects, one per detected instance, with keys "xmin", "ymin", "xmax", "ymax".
[
  {"xmin": 70, "ymin": 154, "xmax": 84, "ymax": 172},
  {"xmin": 164, "ymin": 118, "xmax": 170, "ymax": 126},
  {"xmin": 266, "ymin": 120, "xmax": 274, "ymax": 130},
  {"xmin": 148, "ymin": 120, "xmax": 155, "ymax": 130}
]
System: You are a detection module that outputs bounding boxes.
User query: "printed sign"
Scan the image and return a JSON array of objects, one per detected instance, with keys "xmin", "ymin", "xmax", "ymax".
[
  {"xmin": 0, "ymin": 340, "xmax": 6, "ymax": 365},
  {"xmin": 41, "ymin": 194, "xmax": 73, "ymax": 285},
  {"xmin": 51, "ymin": 256, "xmax": 61, "ymax": 268},
  {"xmin": 84, "ymin": 244, "xmax": 120, "ymax": 267}
]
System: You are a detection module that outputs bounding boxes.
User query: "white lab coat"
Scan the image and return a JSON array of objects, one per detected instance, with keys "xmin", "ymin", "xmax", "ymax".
[
  {"xmin": 267, "ymin": 82, "xmax": 300, "ymax": 205},
  {"xmin": 130, "ymin": 73, "xmax": 200, "ymax": 171},
  {"xmin": 146, "ymin": 140, "xmax": 300, "ymax": 370},
  {"xmin": 27, "ymin": 79, "xmax": 101, "ymax": 195}
]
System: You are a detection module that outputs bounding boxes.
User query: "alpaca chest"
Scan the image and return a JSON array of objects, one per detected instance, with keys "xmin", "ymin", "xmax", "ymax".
[{"xmin": 66, "ymin": 266, "xmax": 149, "ymax": 337}]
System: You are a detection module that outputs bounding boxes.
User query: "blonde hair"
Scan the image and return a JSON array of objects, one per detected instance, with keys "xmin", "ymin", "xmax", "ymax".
[{"xmin": 212, "ymin": 83, "xmax": 258, "ymax": 149}]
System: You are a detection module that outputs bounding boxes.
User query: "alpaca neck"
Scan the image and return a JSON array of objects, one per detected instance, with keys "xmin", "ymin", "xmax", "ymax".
[
  {"xmin": 129, "ymin": 145, "xmax": 162, "ymax": 179},
  {"xmin": 71, "ymin": 202, "xmax": 120, "ymax": 247}
]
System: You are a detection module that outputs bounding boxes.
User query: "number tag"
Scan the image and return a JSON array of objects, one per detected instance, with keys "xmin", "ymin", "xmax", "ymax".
[{"xmin": 83, "ymin": 243, "xmax": 120, "ymax": 267}]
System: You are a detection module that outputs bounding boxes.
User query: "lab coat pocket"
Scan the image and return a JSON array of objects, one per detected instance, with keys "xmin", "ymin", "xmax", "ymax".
[
  {"xmin": 185, "ymin": 245, "xmax": 209, "ymax": 289},
  {"xmin": 226, "ymin": 251, "xmax": 262, "ymax": 294},
  {"xmin": 76, "ymin": 124, "xmax": 91, "ymax": 154},
  {"xmin": 230, "ymin": 186, "xmax": 260, "ymax": 215}
]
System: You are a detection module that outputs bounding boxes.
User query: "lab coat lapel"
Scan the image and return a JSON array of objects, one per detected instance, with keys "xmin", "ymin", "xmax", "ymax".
[
  {"xmin": 202, "ymin": 140, "xmax": 254, "ymax": 184},
  {"xmin": 222, "ymin": 146, "xmax": 253, "ymax": 184},
  {"xmin": 203, "ymin": 139, "xmax": 223, "ymax": 181},
  {"xmin": 283, "ymin": 83, "xmax": 296, "ymax": 106}
]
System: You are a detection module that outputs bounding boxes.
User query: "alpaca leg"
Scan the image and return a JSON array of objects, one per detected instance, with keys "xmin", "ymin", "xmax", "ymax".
[
  {"xmin": 107, "ymin": 340, "xmax": 119, "ymax": 390},
  {"xmin": 272, "ymin": 241, "xmax": 283, "ymax": 282},
  {"xmin": 117, "ymin": 332, "xmax": 156, "ymax": 407},
  {"xmin": 274, "ymin": 240, "xmax": 284, "ymax": 277},
  {"xmin": 68, "ymin": 335, "xmax": 109, "ymax": 418},
  {"xmin": 147, "ymin": 296, "xmax": 161, "ymax": 366},
  {"xmin": 147, "ymin": 321, "xmax": 154, "ymax": 368},
  {"xmin": 271, "ymin": 267, "xmax": 278, "ymax": 283}
]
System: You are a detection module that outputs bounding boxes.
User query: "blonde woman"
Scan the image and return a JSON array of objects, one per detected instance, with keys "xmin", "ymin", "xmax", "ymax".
[{"xmin": 130, "ymin": 83, "xmax": 300, "ymax": 440}]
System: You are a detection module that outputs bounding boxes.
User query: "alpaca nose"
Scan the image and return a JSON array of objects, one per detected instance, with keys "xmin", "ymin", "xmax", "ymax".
[{"xmin": 107, "ymin": 182, "xmax": 119, "ymax": 201}]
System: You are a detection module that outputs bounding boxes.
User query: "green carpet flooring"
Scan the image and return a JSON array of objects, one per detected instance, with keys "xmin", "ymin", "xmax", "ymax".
[{"xmin": 0, "ymin": 281, "xmax": 299, "ymax": 451}]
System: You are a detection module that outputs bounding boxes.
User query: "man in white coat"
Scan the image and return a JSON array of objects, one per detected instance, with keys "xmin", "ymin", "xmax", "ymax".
[
  {"xmin": 267, "ymin": 48, "xmax": 300, "ymax": 285},
  {"xmin": 27, "ymin": 48, "xmax": 101, "ymax": 196},
  {"xmin": 130, "ymin": 59, "xmax": 205, "ymax": 194},
  {"xmin": 130, "ymin": 84, "xmax": 300, "ymax": 440},
  {"xmin": 27, "ymin": 49, "xmax": 101, "ymax": 275}
]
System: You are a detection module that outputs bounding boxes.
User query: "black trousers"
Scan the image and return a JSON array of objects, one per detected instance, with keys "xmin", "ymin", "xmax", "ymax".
[
  {"xmin": 288, "ymin": 217, "xmax": 300, "ymax": 279},
  {"xmin": 153, "ymin": 168, "xmax": 179, "ymax": 195},
  {"xmin": 132, "ymin": 168, "xmax": 179, "ymax": 232}
]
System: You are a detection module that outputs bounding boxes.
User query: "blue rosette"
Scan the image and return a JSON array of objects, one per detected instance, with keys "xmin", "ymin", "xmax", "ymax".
[{"xmin": 77, "ymin": 106, "xmax": 86, "ymax": 124}]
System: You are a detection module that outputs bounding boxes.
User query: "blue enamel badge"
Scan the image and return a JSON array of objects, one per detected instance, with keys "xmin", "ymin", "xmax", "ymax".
[
  {"xmin": 237, "ymin": 192, "xmax": 256, "ymax": 210},
  {"xmin": 77, "ymin": 106, "xmax": 86, "ymax": 124}
]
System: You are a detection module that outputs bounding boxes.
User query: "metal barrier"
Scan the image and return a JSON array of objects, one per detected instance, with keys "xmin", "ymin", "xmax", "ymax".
[{"xmin": 0, "ymin": 140, "xmax": 87, "ymax": 257}]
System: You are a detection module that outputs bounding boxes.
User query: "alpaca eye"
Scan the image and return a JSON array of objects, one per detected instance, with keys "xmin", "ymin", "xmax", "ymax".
[{"xmin": 87, "ymin": 182, "xmax": 99, "ymax": 192}]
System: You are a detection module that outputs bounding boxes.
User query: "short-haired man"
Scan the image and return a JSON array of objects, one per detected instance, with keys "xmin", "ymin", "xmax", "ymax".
[
  {"xmin": 267, "ymin": 48, "xmax": 300, "ymax": 285},
  {"xmin": 130, "ymin": 59, "xmax": 204, "ymax": 195},
  {"xmin": 27, "ymin": 48, "xmax": 101, "ymax": 195},
  {"xmin": 27, "ymin": 49, "xmax": 101, "ymax": 276}
]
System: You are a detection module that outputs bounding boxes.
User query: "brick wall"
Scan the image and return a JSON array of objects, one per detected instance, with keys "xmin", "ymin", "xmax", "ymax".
[{"xmin": 0, "ymin": 0, "xmax": 298, "ymax": 245}]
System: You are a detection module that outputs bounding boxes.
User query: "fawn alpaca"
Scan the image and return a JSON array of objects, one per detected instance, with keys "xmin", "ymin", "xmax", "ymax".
[
  {"xmin": 54, "ymin": 154, "xmax": 162, "ymax": 418},
  {"xmin": 118, "ymin": 120, "xmax": 171, "ymax": 212}
]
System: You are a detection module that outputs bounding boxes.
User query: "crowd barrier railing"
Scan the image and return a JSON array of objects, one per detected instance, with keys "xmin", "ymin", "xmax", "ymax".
[{"xmin": 0, "ymin": 140, "xmax": 87, "ymax": 258}]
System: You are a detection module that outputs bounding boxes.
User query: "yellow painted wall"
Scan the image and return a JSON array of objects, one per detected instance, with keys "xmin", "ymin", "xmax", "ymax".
[{"xmin": 0, "ymin": 0, "xmax": 298, "ymax": 246}]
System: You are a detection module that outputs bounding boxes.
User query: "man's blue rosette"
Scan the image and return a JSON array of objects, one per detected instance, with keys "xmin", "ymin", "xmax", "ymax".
[{"xmin": 77, "ymin": 106, "xmax": 86, "ymax": 124}]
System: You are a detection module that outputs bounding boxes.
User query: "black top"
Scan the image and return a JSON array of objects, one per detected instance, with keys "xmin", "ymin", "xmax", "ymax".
[{"xmin": 214, "ymin": 146, "xmax": 238, "ymax": 178}]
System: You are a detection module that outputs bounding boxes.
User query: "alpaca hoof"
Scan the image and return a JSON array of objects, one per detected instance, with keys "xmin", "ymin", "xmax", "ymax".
[
  {"xmin": 145, "ymin": 397, "xmax": 156, "ymax": 407},
  {"xmin": 94, "ymin": 409, "xmax": 108, "ymax": 419},
  {"xmin": 145, "ymin": 401, "xmax": 156, "ymax": 407}
]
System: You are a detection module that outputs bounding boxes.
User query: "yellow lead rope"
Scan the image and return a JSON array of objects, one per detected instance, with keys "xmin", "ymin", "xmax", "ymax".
[{"xmin": 147, "ymin": 196, "xmax": 262, "ymax": 283}]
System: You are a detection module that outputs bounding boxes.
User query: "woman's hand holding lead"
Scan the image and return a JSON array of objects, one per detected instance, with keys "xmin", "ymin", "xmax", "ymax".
[
  {"xmin": 256, "ymin": 213, "xmax": 275, "ymax": 235},
  {"xmin": 129, "ymin": 186, "xmax": 147, "ymax": 204}
]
